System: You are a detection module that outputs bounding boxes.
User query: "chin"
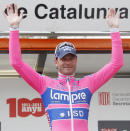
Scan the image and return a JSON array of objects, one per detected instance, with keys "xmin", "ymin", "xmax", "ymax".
[{"xmin": 60, "ymin": 69, "xmax": 75, "ymax": 75}]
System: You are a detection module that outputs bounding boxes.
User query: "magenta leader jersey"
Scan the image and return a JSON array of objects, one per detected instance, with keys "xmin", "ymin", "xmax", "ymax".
[{"xmin": 9, "ymin": 30, "xmax": 124, "ymax": 131}]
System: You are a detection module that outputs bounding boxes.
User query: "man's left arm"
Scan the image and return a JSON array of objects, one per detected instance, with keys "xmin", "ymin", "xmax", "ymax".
[{"xmin": 88, "ymin": 8, "xmax": 124, "ymax": 94}]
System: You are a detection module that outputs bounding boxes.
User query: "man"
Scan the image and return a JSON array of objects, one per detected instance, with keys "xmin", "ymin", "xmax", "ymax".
[{"xmin": 3, "ymin": 4, "xmax": 124, "ymax": 131}]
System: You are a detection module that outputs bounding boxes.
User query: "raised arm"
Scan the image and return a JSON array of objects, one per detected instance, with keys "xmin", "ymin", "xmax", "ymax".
[
  {"xmin": 83, "ymin": 9, "xmax": 124, "ymax": 94},
  {"xmin": 3, "ymin": 4, "xmax": 46, "ymax": 95}
]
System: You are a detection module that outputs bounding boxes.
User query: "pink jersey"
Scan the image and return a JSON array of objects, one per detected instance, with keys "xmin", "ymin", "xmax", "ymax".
[{"xmin": 9, "ymin": 30, "xmax": 124, "ymax": 131}]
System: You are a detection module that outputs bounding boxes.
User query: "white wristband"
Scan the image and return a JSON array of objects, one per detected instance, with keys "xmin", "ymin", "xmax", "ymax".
[
  {"xmin": 110, "ymin": 28, "xmax": 119, "ymax": 32},
  {"xmin": 10, "ymin": 27, "xmax": 19, "ymax": 31}
]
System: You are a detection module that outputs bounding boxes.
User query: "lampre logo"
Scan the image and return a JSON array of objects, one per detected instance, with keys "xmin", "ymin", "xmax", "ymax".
[
  {"xmin": 7, "ymin": 98, "xmax": 45, "ymax": 117},
  {"xmin": 50, "ymin": 89, "xmax": 86, "ymax": 103},
  {"xmin": 98, "ymin": 92, "xmax": 110, "ymax": 105}
]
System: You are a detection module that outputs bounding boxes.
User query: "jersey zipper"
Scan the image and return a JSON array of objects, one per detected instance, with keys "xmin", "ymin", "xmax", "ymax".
[{"xmin": 67, "ymin": 77, "xmax": 74, "ymax": 131}]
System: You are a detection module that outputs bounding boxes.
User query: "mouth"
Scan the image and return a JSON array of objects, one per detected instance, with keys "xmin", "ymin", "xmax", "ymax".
[
  {"xmin": 63, "ymin": 67, "xmax": 73, "ymax": 70},
  {"xmin": 64, "ymin": 67, "xmax": 72, "ymax": 68}
]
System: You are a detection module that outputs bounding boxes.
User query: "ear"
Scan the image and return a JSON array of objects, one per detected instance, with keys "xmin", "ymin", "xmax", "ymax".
[{"xmin": 54, "ymin": 58, "xmax": 58, "ymax": 69}]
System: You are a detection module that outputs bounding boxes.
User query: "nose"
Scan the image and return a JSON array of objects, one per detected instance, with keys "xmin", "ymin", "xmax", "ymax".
[{"xmin": 64, "ymin": 59, "xmax": 72, "ymax": 64}]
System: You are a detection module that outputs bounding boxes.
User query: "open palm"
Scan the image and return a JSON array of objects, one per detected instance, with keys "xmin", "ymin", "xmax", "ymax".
[
  {"xmin": 106, "ymin": 8, "xmax": 119, "ymax": 28},
  {"xmin": 3, "ymin": 4, "xmax": 23, "ymax": 28}
]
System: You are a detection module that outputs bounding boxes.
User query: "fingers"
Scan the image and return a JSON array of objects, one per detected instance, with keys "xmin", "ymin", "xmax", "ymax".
[
  {"xmin": 2, "ymin": 5, "xmax": 10, "ymax": 19},
  {"xmin": 9, "ymin": 4, "xmax": 14, "ymax": 14},
  {"xmin": 6, "ymin": 5, "xmax": 10, "ymax": 15},
  {"xmin": 117, "ymin": 13, "xmax": 120, "ymax": 19},
  {"xmin": 19, "ymin": 10, "xmax": 24, "ymax": 20},
  {"xmin": 111, "ymin": 8, "xmax": 115, "ymax": 17},
  {"xmin": 106, "ymin": 9, "xmax": 110, "ymax": 19},
  {"xmin": 115, "ymin": 10, "xmax": 120, "ymax": 19},
  {"xmin": 2, "ymin": 10, "xmax": 7, "ymax": 18},
  {"xmin": 4, "ymin": 4, "xmax": 18, "ymax": 16},
  {"xmin": 106, "ymin": 8, "xmax": 115, "ymax": 19},
  {"xmin": 106, "ymin": 8, "xmax": 119, "ymax": 28},
  {"xmin": 110, "ymin": 8, "xmax": 120, "ymax": 20},
  {"xmin": 14, "ymin": 4, "xmax": 18, "ymax": 15},
  {"xmin": 2, "ymin": 3, "xmax": 23, "ymax": 28},
  {"xmin": 7, "ymin": 4, "xmax": 13, "ymax": 15}
]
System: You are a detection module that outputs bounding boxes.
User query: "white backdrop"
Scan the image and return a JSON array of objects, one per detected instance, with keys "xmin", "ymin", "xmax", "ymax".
[
  {"xmin": 0, "ymin": 78, "xmax": 130, "ymax": 131},
  {"xmin": 0, "ymin": 0, "xmax": 129, "ymax": 32}
]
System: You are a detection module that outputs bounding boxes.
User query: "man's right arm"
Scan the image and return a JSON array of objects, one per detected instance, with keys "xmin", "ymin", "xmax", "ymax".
[
  {"xmin": 9, "ymin": 29, "xmax": 47, "ymax": 95},
  {"xmin": 3, "ymin": 4, "xmax": 47, "ymax": 95}
]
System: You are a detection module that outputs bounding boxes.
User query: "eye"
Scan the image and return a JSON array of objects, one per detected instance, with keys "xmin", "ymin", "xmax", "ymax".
[{"xmin": 62, "ymin": 58, "xmax": 66, "ymax": 61}]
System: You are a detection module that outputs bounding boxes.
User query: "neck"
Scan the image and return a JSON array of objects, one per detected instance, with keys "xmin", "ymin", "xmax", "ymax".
[{"xmin": 58, "ymin": 72, "xmax": 74, "ymax": 77}]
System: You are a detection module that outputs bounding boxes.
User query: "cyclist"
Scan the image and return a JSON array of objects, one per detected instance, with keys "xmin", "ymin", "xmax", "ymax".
[{"xmin": 3, "ymin": 4, "xmax": 124, "ymax": 131}]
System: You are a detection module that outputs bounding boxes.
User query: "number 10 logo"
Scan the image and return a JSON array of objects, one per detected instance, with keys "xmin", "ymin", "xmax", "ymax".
[{"xmin": 7, "ymin": 98, "xmax": 45, "ymax": 117}]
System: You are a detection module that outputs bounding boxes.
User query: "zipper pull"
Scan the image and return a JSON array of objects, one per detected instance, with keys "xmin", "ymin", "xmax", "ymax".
[{"xmin": 66, "ymin": 76, "xmax": 70, "ymax": 83}]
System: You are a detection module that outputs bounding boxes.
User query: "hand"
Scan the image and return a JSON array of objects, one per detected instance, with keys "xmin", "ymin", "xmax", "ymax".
[
  {"xmin": 3, "ymin": 4, "xmax": 23, "ymax": 28},
  {"xmin": 106, "ymin": 8, "xmax": 119, "ymax": 28}
]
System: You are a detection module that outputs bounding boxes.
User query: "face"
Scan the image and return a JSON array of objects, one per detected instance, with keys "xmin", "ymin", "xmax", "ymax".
[{"xmin": 55, "ymin": 53, "xmax": 77, "ymax": 75}]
